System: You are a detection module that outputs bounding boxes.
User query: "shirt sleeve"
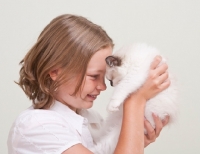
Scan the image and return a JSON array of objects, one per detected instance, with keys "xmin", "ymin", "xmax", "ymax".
[{"xmin": 11, "ymin": 110, "xmax": 81, "ymax": 154}]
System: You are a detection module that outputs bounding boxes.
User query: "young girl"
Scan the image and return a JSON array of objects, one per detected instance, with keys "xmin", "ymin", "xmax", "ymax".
[{"xmin": 7, "ymin": 14, "xmax": 170, "ymax": 154}]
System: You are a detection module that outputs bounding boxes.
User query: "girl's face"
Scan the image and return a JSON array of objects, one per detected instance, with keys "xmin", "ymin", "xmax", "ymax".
[{"xmin": 54, "ymin": 46, "xmax": 112, "ymax": 112}]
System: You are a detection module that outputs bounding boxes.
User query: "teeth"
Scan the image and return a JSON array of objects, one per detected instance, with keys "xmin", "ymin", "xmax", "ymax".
[{"xmin": 89, "ymin": 95, "xmax": 97, "ymax": 98}]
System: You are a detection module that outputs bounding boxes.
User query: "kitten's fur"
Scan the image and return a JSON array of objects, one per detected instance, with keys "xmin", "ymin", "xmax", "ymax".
[{"xmin": 91, "ymin": 43, "xmax": 178, "ymax": 154}]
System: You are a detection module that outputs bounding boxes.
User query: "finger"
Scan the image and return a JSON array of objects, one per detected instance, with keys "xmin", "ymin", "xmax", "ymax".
[
  {"xmin": 152, "ymin": 113, "xmax": 163, "ymax": 137},
  {"xmin": 162, "ymin": 115, "xmax": 170, "ymax": 126},
  {"xmin": 157, "ymin": 72, "xmax": 169, "ymax": 85},
  {"xmin": 144, "ymin": 119, "xmax": 156, "ymax": 141},
  {"xmin": 155, "ymin": 63, "xmax": 168, "ymax": 76},
  {"xmin": 144, "ymin": 135, "xmax": 150, "ymax": 147},
  {"xmin": 150, "ymin": 56, "xmax": 162, "ymax": 69},
  {"xmin": 159, "ymin": 79, "xmax": 171, "ymax": 91}
]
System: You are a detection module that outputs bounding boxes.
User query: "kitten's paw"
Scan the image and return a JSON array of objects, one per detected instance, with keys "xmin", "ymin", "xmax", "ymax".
[
  {"xmin": 107, "ymin": 101, "xmax": 120, "ymax": 112},
  {"xmin": 108, "ymin": 105, "xmax": 119, "ymax": 112}
]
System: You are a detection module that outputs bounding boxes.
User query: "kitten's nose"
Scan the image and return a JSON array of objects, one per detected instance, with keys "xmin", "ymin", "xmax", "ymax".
[{"xmin": 109, "ymin": 80, "xmax": 113, "ymax": 86}]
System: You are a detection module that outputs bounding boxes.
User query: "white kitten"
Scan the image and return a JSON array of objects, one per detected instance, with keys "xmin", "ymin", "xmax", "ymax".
[{"xmin": 92, "ymin": 43, "xmax": 178, "ymax": 154}]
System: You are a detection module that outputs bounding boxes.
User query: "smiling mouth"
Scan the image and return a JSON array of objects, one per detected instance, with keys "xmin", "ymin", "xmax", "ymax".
[{"xmin": 87, "ymin": 94, "xmax": 97, "ymax": 98}]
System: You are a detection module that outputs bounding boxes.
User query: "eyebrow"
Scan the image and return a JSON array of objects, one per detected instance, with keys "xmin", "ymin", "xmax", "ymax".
[{"xmin": 87, "ymin": 69, "xmax": 104, "ymax": 74}]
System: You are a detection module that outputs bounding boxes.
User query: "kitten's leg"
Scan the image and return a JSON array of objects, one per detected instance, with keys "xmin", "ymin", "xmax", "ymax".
[{"xmin": 108, "ymin": 71, "xmax": 146, "ymax": 111}]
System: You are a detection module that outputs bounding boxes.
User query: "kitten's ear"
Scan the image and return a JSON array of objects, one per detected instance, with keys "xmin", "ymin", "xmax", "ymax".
[{"xmin": 105, "ymin": 56, "xmax": 121, "ymax": 67}]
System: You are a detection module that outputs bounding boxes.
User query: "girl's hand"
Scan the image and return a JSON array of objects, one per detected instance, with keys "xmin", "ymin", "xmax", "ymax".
[
  {"xmin": 144, "ymin": 114, "xmax": 170, "ymax": 147},
  {"xmin": 136, "ymin": 56, "xmax": 170, "ymax": 101}
]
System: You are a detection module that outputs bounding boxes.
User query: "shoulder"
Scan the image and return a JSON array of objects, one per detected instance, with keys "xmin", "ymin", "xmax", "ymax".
[
  {"xmin": 15, "ymin": 108, "xmax": 67, "ymax": 127},
  {"xmin": 13, "ymin": 107, "xmax": 79, "ymax": 138},
  {"xmin": 8, "ymin": 108, "xmax": 81, "ymax": 154}
]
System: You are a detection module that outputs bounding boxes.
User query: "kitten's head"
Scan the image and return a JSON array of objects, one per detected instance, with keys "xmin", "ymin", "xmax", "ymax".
[{"xmin": 105, "ymin": 56, "xmax": 128, "ymax": 87}]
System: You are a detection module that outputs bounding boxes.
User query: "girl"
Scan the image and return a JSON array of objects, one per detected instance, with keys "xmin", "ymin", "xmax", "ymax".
[{"xmin": 7, "ymin": 14, "xmax": 170, "ymax": 154}]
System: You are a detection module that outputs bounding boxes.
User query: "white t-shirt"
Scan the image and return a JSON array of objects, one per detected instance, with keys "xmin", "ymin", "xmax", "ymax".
[{"xmin": 7, "ymin": 101, "xmax": 103, "ymax": 154}]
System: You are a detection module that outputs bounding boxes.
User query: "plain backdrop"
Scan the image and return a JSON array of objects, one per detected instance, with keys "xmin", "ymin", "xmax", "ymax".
[{"xmin": 1, "ymin": 0, "xmax": 200, "ymax": 154}]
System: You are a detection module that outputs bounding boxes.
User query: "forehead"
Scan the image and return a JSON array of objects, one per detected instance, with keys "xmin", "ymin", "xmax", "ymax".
[{"xmin": 87, "ymin": 46, "xmax": 112, "ymax": 73}]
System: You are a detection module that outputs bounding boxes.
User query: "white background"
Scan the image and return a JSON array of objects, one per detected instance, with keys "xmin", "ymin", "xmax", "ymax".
[{"xmin": 1, "ymin": 0, "xmax": 200, "ymax": 153}]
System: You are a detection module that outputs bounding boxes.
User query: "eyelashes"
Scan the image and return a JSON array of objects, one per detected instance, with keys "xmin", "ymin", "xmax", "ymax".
[{"xmin": 89, "ymin": 75, "xmax": 99, "ymax": 79}]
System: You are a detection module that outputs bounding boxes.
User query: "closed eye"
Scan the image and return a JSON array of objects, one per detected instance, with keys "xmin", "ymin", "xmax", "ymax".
[{"xmin": 89, "ymin": 75, "xmax": 99, "ymax": 79}]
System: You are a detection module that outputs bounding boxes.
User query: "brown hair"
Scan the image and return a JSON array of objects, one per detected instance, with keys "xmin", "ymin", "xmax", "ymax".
[{"xmin": 17, "ymin": 14, "xmax": 113, "ymax": 109}]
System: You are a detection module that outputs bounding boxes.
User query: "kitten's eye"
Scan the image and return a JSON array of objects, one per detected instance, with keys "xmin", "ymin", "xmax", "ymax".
[{"xmin": 109, "ymin": 80, "xmax": 113, "ymax": 86}]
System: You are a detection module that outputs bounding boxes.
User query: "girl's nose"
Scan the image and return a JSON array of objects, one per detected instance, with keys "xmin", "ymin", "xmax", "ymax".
[{"xmin": 97, "ymin": 81, "xmax": 107, "ymax": 91}]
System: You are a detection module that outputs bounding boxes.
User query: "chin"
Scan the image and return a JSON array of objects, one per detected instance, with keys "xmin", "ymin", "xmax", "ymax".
[{"xmin": 84, "ymin": 101, "xmax": 93, "ymax": 109}]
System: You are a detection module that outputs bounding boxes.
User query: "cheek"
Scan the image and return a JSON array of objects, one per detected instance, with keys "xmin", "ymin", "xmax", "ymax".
[
  {"xmin": 58, "ymin": 79, "xmax": 79, "ymax": 95},
  {"xmin": 58, "ymin": 84, "xmax": 73, "ymax": 95},
  {"xmin": 82, "ymin": 79, "xmax": 96, "ymax": 93}
]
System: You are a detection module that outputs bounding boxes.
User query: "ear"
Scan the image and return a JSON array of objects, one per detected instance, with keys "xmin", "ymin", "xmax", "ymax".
[
  {"xmin": 105, "ymin": 56, "xmax": 121, "ymax": 67},
  {"xmin": 49, "ymin": 68, "xmax": 61, "ymax": 81}
]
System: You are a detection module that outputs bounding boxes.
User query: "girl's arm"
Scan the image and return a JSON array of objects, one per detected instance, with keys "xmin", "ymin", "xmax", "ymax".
[{"xmin": 114, "ymin": 93, "xmax": 146, "ymax": 154}]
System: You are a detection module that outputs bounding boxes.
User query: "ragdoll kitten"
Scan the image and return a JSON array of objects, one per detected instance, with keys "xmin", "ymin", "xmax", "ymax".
[{"xmin": 91, "ymin": 43, "xmax": 178, "ymax": 154}]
